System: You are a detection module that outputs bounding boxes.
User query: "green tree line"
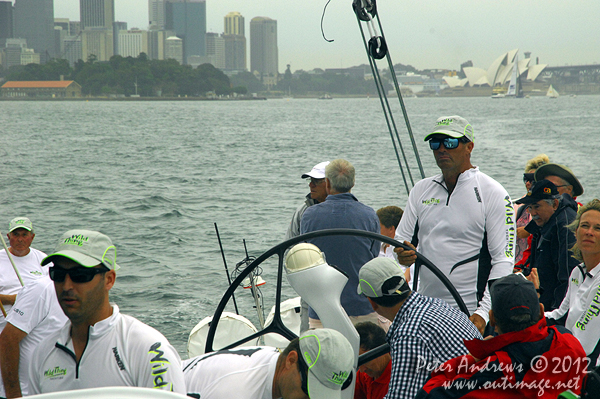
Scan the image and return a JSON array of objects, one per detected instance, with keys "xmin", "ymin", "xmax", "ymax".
[{"xmin": 4, "ymin": 54, "xmax": 235, "ymax": 97}]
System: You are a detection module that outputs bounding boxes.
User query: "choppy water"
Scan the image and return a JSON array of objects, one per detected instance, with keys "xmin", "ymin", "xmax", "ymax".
[{"xmin": 1, "ymin": 96, "xmax": 599, "ymax": 357}]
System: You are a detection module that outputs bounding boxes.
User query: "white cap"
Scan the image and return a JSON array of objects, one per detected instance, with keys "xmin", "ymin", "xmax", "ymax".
[
  {"xmin": 301, "ymin": 161, "xmax": 330, "ymax": 179},
  {"xmin": 357, "ymin": 257, "xmax": 408, "ymax": 298},
  {"xmin": 299, "ymin": 328, "xmax": 354, "ymax": 399},
  {"xmin": 42, "ymin": 229, "xmax": 120, "ymax": 270},
  {"xmin": 9, "ymin": 217, "xmax": 33, "ymax": 233}
]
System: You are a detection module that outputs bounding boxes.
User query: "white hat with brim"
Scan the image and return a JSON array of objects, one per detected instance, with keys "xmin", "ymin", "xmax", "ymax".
[
  {"xmin": 301, "ymin": 161, "xmax": 330, "ymax": 179},
  {"xmin": 9, "ymin": 217, "xmax": 33, "ymax": 233},
  {"xmin": 41, "ymin": 229, "xmax": 120, "ymax": 270},
  {"xmin": 299, "ymin": 329, "xmax": 354, "ymax": 399}
]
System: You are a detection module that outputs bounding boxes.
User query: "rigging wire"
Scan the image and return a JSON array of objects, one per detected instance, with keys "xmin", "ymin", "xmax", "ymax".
[
  {"xmin": 320, "ymin": 0, "xmax": 335, "ymax": 42},
  {"xmin": 350, "ymin": 0, "xmax": 426, "ymax": 194}
]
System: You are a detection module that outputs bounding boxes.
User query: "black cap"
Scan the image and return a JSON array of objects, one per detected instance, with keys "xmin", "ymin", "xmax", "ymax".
[
  {"xmin": 491, "ymin": 274, "xmax": 539, "ymax": 323},
  {"xmin": 515, "ymin": 179, "xmax": 559, "ymax": 205}
]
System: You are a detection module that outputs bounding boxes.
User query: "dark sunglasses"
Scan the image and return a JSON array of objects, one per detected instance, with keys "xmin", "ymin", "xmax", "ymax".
[
  {"xmin": 429, "ymin": 137, "xmax": 468, "ymax": 150},
  {"xmin": 523, "ymin": 173, "xmax": 535, "ymax": 183},
  {"xmin": 309, "ymin": 178, "xmax": 325, "ymax": 185},
  {"xmin": 49, "ymin": 265, "xmax": 108, "ymax": 283}
]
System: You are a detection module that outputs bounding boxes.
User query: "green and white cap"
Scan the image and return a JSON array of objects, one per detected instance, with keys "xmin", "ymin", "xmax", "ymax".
[
  {"xmin": 299, "ymin": 328, "xmax": 354, "ymax": 399},
  {"xmin": 9, "ymin": 217, "xmax": 33, "ymax": 233},
  {"xmin": 42, "ymin": 229, "xmax": 120, "ymax": 270},
  {"xmin": 424, "ymin": 115, "xmax": 474, "ymax": 142},
  {"xmin": 357, "ymin": 257, "xmax": 409, "ymax": 298}
]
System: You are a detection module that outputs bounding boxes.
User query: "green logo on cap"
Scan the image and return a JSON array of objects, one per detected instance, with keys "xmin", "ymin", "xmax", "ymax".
[
  {"xmin": 63, "ymin": 234, "xmax": 89, "ymax": 247},
  {"xmin": 436, "ymin": 118, "xmax": 454, "ymax": 126},
  {"xmin": 329, "ymin": 370, "xmax": 349, "ymax": 385}
]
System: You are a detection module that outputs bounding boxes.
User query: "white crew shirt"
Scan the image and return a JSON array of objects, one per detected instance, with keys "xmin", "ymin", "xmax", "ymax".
[
  {"xmin": 183, "ymin": 346, "xmax": 279, "ymax": 399},
  {"xmin": 0, "ymin": 277, "xmax": 67, "ymax": 396},
  {"xmin": 395, "ymin": 167, "xmax": 515, "ymax": 322},
  {"xmin": 546, "ymin": 262, "xmax": 600, "ymax": 366},
  {"xmin": 28, "ymin": 304, "xmax": 186, "ymax": 395},
  {"xmin": 0, "ymin": 248, "xmax": 48, "ymax": 332}
]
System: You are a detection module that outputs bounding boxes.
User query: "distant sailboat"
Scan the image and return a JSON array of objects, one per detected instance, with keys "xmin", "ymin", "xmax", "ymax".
[
  {"xmin": 546, "ymin": 85, "xmax": 559, "ymax": 99},
  {"xmin": 506, "ymin": 55, "xmax": 524, "ymax": 98}
]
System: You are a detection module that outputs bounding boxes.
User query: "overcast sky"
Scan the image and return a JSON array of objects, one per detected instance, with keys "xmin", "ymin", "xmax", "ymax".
[{"xmin": 52, "ymin": 0, "xmax": 600, "ymax": 72}]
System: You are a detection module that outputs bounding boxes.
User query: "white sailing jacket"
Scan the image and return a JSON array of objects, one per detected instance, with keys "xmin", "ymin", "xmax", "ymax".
[
  {"xmin": 395, "ymin": 167, "xmax": 515, "ymax": 321},
  {"xmin": 28, "ymin": 304, "xmax": 186, "ymax": 395},
  {"xmin": 546, "ymin": 262, "xmax": 600, "ymax": 366}
]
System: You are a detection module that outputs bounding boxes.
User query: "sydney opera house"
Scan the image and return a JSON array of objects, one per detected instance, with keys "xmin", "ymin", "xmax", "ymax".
[{"xmin": 441, "ymin": 49, "xmax": 550, "ymax": 96}]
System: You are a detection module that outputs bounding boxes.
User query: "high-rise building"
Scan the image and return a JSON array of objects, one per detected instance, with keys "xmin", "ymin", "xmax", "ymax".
[
  {"xmin": 113, "ymin": 21, "xmax": 127, "ymax": 55},
  {"xmin": 204, "ymin": 32, "xmax": 225, "ymax": 69},
  {"xmin": 82, "ymin": 28, "xmax": 113, "ymax": 61},
  {"xmin": 63, "ymin": 36, "xmax": 83, "ymax": 66},
  {"xmin": 165, "ymin": 35, "xmax": 183, "ymax": 65},
  {"xmin": 224, "ymin": 11, "xmax": 244, "ymax": 36},
  {"xmin": 118, "ymin": 29, "xmax": 149, "ymax": 58},
  {"xmin": 223, "ymin": 34, "xmax": 245, "ymax": 72},
  {"xmin": 250, "ymin": 17, "xmax": 278, "ymax": 80},
  {"xmin": 13, "ymin": 0, "xmax": 56, "ymax": 63},
  {"xmin": 80, "ymin": 0, "xmax": 114, "ymax": 29},
  {"xmin": 0, "ymin": 1, "xmax": 13, "ymax": 45},
  {"xmin": 54, "ymin": 18, "xmax": 71, "ymax": 35},
  {"xmin": 165, "ymin": 0, "xmax": 206, "ymax": 64},
  {"xmin": 1, "ymin": 38, "xmax": 27, "ymax": 69},
  {"xmin": 223, "ymin": 11, "xmax": 246, "ymax": 72},
  {"xmin": 149, "ymin": 0, "xmax": 166, "ymax": 30}
]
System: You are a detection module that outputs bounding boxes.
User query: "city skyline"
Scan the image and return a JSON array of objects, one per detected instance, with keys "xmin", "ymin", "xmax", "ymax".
[{"xmin": 41, "ymin": 0, "xmax": 600, "ymax": 72}]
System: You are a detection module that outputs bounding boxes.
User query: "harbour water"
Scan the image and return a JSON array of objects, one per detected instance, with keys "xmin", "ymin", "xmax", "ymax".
[{"xmin": 1, "ymin": 96, "xmax": 599, "ymax": 357}]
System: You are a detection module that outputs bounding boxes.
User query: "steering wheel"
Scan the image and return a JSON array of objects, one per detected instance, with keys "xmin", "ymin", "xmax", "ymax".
[{"xmin": 205, "ymin": 228, "xmax": 469, "ymax": 365}]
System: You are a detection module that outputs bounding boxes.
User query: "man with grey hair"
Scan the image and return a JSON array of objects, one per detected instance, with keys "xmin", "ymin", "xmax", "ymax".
[
  {"xmin": 301, "ymin": 159, "xmax": 381, "ymax": 329},
  {"xmin": 515, "ymin": 179, "xmax": 578, "ymax": 311},
  {"xmin": 0, "ymin": 217, "xmax": 48, "ymax": 334}
]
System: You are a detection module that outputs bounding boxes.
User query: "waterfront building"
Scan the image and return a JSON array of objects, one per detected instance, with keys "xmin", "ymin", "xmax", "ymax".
[
  {"xmin": 70, "ymin": 21, "xmax": 82, "ymax": 36},
  {"xmin": 118, "ymin": 29, "xmax": 149, "ymax": 58},
  {"xmin": 250, "ymin": 17, "xmax": 278, "ymax": 82},
  {"xmin": 82, "ymin": 28, "xmax": 113, "ymax": 61},
  {"xmin": 0, "ymin": 1, "xmax": 13, "ymax": 45},
  {"xmin": 165, "ymin": 0, "xmax": 206, "ymax": 65},
  {"xmin": 54, "ymin": 18, "xmax": 71, "ymax": 35},
  {"xmin": 1, "ymin": 80, "xmax": 82, "ymax": 98},
  {"xmin": 113, "ymin": 21, "xmax": 127, "ymax": 55},
  {"xmin": 165, "ymin": 36, "xmax": 183, "ymax": 65},
  {"xmin": 149, "ymin": 0, "xmax": 166, "ymax": 30},
  {"xmin": 13, "ymin": 0, "xmax": 56, "ymax": 63}
]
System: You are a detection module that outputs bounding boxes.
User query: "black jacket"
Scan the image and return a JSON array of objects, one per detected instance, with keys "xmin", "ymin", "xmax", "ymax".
[{"xmin": 526, "ymin": 194, "xmax": 578, "ymax": 310}]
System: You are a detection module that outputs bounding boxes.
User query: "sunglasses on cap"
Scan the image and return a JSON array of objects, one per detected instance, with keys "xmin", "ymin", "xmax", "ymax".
[
  {"xmin": 523, "ymin": 173, "xmax": 535, "ymax": 183},
  {"xmin": 49, "ymin": 265, "xmax": 109, "ymax": 283},
  {"xmin": 429, "ymin": 136, "xmax": 469, "ymax": 150}
]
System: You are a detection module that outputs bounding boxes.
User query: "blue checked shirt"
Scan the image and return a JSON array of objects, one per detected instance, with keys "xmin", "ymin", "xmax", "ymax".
[{"xmin": 385, "ymin": 292, "xmax": 482, "ymax": 399}]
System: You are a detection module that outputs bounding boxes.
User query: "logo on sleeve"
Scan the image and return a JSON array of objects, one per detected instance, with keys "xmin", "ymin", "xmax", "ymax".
[{"xmin": 149, "ymin": 342, "xmax": 173, "ymax": 390}]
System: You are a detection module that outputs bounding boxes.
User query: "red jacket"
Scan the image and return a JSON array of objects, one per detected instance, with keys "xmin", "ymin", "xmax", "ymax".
[
  {"xmin": 416, "ymin": 318, "xmax": 586, "ymax": 398},
  {"xmin": 355, "ymin": 360, "xmax": 391, "ymax": 399}
]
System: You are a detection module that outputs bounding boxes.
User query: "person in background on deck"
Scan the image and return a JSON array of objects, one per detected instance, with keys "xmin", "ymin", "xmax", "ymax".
[
  {"xmin": 514, "ymin": 154, "xmax": 550, "ymax": 265},
  {"xmin": 514, "ymin": 180, "xmax": 578, "ymax": 312},
  {"xmin": 376, "ymin": 206, "xmax": 404, "ymax": 262},
  {"xmin": 416, "ymin": 273, "xmax": 586, "ymax": 399},
  {"xmin": 354, "ymin": 322, "xmax": 391, "ymax": 399},
  {"xmin": 0, "ymin": 217, "xmax": 48, "ymax": 334},
  {"xmin": 545, "ymin": 199, "xmax": 600, "ymax": 367},
  {"xmin": 285, "ymin": 161, "xmax": 330, "ymax": 332},
  {"xmin": 301, "ymin": 159, "xmax": 382, "ymax": 329},
  {"xmin": 285, "ymin": 161, "xmax": 330, "ymax": 241},
  {"xmin": 183, "ymin": 328, "xmax": 354, "ymax": 399},
  {"xmin": 357, "ymin": 257, "xmax": 481, "ymax": 399},
  {"xmin": 28, "ymin": 229, "xmax": 185, "ymax": 395},
  {"xmin": 0, "ymin": 269, "xmax": 67, "ymax": 398},
  {"xmin": 394, "ymin": 115, "xmax": 515, "ymax": 335}
]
